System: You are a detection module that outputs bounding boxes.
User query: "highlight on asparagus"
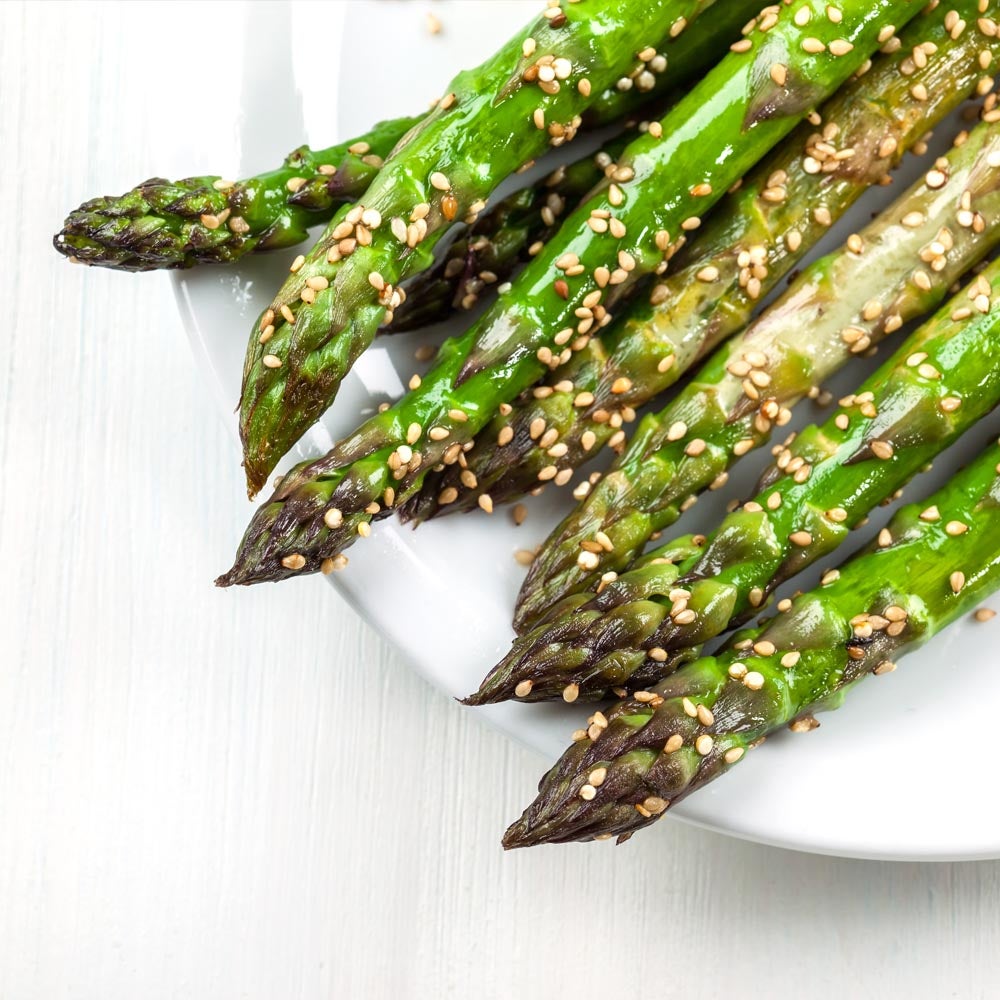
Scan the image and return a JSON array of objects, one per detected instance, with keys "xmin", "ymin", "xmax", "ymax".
[
  {"xmin": 503, "ymin": 438, "xmax": 1000, "ymax": 847},
  {"xmin": 403, "ymin": 0, "xmax": 998, "ymax": 525},
  {"xmin": 220, "ymin": 0, "xmax": 920, "ymax": 584},
  {"xmin": 476, "ymin": 255, "xmax": 1000, "ymax": 705}
]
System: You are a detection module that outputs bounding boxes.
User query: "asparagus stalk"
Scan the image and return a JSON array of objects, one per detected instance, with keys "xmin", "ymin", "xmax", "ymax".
[
  {"xmin": 503, "ymin": 440, "xmax": 1000, "ymax": 847},
  {"xmin": 515, "ymin": 109, "xmax": 1000, "ymax": 633},
  {"xmin": 53, "ymin": 116, "xmax": 423, "ymax": 272},
  {"xmin": 236, "ymin": 0, "xmax": 777, "ymax": 496},
  {"xmin": 403, "ymin": 2, "xmax": 1000, "ymax": 523},
  {"xmin": 478, "ymin": 255, "xmax": 1000, "ymax": 704},
  {"xmin": 219, "ymin": 0, "xmax": 919, "ymax": 585}
]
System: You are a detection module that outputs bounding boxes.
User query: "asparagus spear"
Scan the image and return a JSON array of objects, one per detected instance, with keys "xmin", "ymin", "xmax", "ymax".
[
  {"xmin": 503, "ymin": 440, "xmax": 1000, "ymax": 847},
  {"xmin": 219, "ymin": 0, "xmax": 919, "ymax": 585},
  {"xmin": 403, "ymin": 2, "xmax": 1000, "ymax": 523},
  {"xmin": 53, "ymin": 116, "xmax": 423, "ymax": 272},
  {"xmin": 478, "ymin": 255, "xmax": 1000, "ymax": 704},
  {"xmin": 515, "ymin": 109, "xmax": 1000, "ymax": 633},
  {"xmin": 236, "ymin": 0, "xmax": 776, "ymax": 496},
  {"xmin": 393, "ymin": 137, "xmax": 629, "ymax": 332}
]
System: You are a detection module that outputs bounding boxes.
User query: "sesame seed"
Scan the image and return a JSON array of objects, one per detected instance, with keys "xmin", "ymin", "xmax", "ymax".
[
  {"xmin": 870, "ymin": 440, "xmax": 894, "ymax": 461},
  {"xmin": 579, "ymin": 784, "xmax": 597, "ymax": 801},
  {"xmin": 281, "ymin": 553, "xmax": 306, "ymax": 570},
  {"xmin": 802, "ymin": 37, "xmax": 826, "ymax": 54},
  {"xmin": 753, "ymin": 640, "xmax": 776, "ymax": 657},
  {"xmin": 951, "ymin": 571, "xmax": 966, "ymax": 594},
  {"xmin": 644, "ymin": 796, "xmax": 669, "ymax": 815},
  {"xmin": 695, "ymin": 735, "xmax": 714, "ymax": 756},
  {"xmin": 430, "ymin": 171, "xmax": 450, "ymax": 191},
  {"xmin": 946, "ymin": 520, "xmax": 969, "ymax": 536},
  {"xmin": 975, "ymin": 608, "xmax": 997, "ymax": 622},
  {"xmin": 744, "ymin": 671, "xmax": 765, "ymax": 690},
  {"xmin": 681, "ymin": 216, "xmax": 701, "ymax": 231},
  {"xmin": 781, "ymin": 651, "xmax": 801, "ymax": 667},
  {"xmin": 323, "ymin": 508, "xmax": 343, "ymax": 529},
  {"xmin": 828, "ymin": 38, "xmax": 853, "ymax": 55},
  {"xmin": 770, "ymin": 62, "xmax": 788, "ymax": 86},
  {"xmin": 878, "ymin": 528, "xmax": 892, "ymax": 547},
  {"xmin": 789, "ymin": 531, "xmax": 812, "ymax": 547},
  {"xmin": 262, "ymin": 354, "xmax": 282, "ymax": 369},
  {"xmin": 357, "ymin": 522, "xmax": 371, "ymax": 538}
]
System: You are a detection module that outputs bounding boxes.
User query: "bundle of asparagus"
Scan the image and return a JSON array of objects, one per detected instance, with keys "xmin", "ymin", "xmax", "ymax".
[{"xmin": 57, "ymin": 0, "xmax": 1000, "ymax": 850}]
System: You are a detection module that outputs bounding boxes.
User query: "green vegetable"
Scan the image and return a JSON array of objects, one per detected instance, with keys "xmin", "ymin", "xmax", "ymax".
[
  {"xmin": 236, "ymin": 0, "xmax": 774, "ymax": 496},
  {"xmin": 477, "ymin": 254, "xmax": 1000, "ymax": 704},
  {"xmin": 218, "ymin": 0, "xmax": 921, "ymax": 584},
  {"xmin": 403, "ymin": 1, "xmax": 998, "ymax": 524},
  {"xmin": 515, "ymin": 109, "xmax": 1000, "ymax": 632},
  {"xmin": 502, "ymin": 439, "xmax": 1000, "ymax": 847},
  {"xmin": 53, "ymin": 116, "xmax": 422, "ymax": 272}
]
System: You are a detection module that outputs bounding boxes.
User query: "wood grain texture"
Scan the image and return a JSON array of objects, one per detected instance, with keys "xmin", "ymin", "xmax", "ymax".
[{"xmin": 2, "ymin": 3, "xmax": 999, "ymax": 998}]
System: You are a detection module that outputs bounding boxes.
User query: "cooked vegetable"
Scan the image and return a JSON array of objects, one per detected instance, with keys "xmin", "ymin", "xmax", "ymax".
[
  {"xmin": 515, "ymin": 108, "xmax": 1000, "ymax": 632},
  {"xmin": 53, "ymin": 116, "xmax": 422, "ymax": 272},
  {"xmin": 502, "ymin": 438, "xmax": 1000, "ymax": 847},
  {"xmin": 219, "ymin": 0, "xmax": 919, "ymax": 584},
  {"xmin": 237, "ymin": 0, "xmax": 755, "ymax": 496},
  {"xmin": 404, "ymin": 1, "xmax": 995, "ymax": 525},
  {"xmin": 477, "ymin": 255, "xmax": 1000, "ymax": 703}
]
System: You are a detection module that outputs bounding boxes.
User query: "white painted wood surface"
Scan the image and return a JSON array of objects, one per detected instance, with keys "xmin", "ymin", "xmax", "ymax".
[{"xmin": 3, "ymin": 3, "xmax": 1000, "ymax": 997}]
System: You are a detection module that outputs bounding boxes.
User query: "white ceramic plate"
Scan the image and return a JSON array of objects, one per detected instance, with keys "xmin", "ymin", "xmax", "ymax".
[{"xmin": 176, "ymin": 0, "xmax": 1000, "ymax": 860}]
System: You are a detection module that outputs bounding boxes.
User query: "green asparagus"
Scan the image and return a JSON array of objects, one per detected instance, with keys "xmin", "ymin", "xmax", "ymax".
[
  {"xmin": 403, "ymin": 2, "xmax": 998, "ymax": 523},
  {"xmin": 503, "ymin": 439, "xmax": 1000, "ymax": 847},
  {"xmin": 53, "ymin": 116, "xmax": 422, "ymax": 272},
  {"xmin": 236, "ymin": 0, "xmax": 773, "ymax": 496},
  {"xmin": 515, "ymin": 110, "xmax": 1000, "ymax": 632},
  {"xmin": 479, "ymin": 255, "xmax": 1000, "ymax": 704},
  {"xmin": 219, "ymin": 0, "xmax": 920, "ymax": 585}
]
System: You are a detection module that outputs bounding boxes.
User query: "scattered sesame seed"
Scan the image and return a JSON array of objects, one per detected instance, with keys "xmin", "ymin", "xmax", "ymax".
[
  {"xmin": 975, "ymin": 607, "xmax": 997, "ymax": 622},
  {"xmin": 946, "ymin": 520, "xmax": 969, "ymax": 536},
  {"xmin": 281, "ymin": 553, "xmax": 306, "ymax": 571},
  {"xmin": 429, "ymin": 171, "xmax": 450, "ymax": 191},
  {"xmin": 781, "ymin": 651, "xmax": 801, "ymax": 668},
  {"xmin": 951, "ymin": 571, "xmax": 966, "ymax": 594},
  {"xmin": 695, "ymin": 734, "xmax": 714, "ymax": 756},
  {"xmin": 744, "ymin": 671, "xmax": 765, "ymax": 690},
  {"xmin": 262, "ymin": 354, "xmax": 282, "ymax": 369}
]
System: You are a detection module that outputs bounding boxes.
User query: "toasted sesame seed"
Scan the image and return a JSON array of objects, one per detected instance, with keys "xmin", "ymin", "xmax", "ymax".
[
  {"xmin": 695, "ymin": 734, "xmax": 714, "ymax": 755},
  {"xmin": 829, "ymin": 38, "xmax": 853, "ymax": 55},
  {"xmin": 878, "ymin": 528, "xmax": 893, "ymax": 547},
  {"xmin": 696, "ymin": 704, "xmax": 715, "ymax": 726},
  {"xmin": 789, "ymin": 531, "xmax": 812, "ymax": 547},
  {"xmin": 975, "ymin": 607, "xmax": 997, "ymax": 622},
  {"xmin": 946, "ymin": 520, "xmax": 969, "ymax": 536},
  {"xmin": 753, "ymin": 640, "xmax": 776, "ymax": 658},
  {"xmin": 262, "ymin": 354, "xmax": 282, "ymax": 369},
  {"xmin": 430, "ymin": 171, "xmax": 450, "ymax": 191},
  {"xmin": 870, "ymin": 440, "xmax": 894, "ymax": 461},
  {"xmin": 281, "ymin": 553, "xmax": 306, "ymax": 571},
  {"xmin": 744, "ymin": 671, "xmax": 765, "ymax": 690},
  {"xmin": 951, "ymin": 571, "xmax": 966, "ymax": 594},
  {"xmin": 579, "ymin": 783, "xmax": 597, "ymax": 801},
  {"xmin": 802, "ymin": 37, "xmax": 826, "ymax": 54},
  {"xmin": 781, "ymin": 651, "xmax": 801, "ymax": 668}
]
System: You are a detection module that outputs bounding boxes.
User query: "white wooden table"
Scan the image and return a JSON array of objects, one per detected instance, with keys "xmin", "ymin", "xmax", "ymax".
[{"xmin": 3, "ymin": 3, "xmax": 999, "ymax": 997}]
